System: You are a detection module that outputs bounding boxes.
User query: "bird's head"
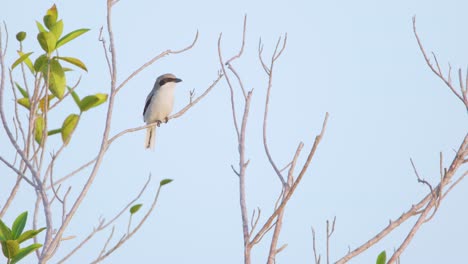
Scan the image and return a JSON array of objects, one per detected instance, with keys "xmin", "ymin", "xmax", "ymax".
[{"xmin": 156, "ymin": 73, "xmax": 182, "ymax": 87}]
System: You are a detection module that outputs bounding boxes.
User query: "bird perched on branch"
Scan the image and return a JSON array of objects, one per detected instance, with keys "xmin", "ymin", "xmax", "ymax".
[{"xmin": 143, "ymin": 73, "xmax": 182, "ymax": 149}]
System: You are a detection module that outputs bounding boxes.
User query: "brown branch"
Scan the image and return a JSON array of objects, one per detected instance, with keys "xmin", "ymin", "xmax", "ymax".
[
  {"xmin": 252, "ymin": 112, "xmax": 329, "ymax": 245},
  {"xmin": 337, "ymin": 134, "xmax": 468, "ymax": 263},
  {"xmin": 413, "ymin": 16, "xmax": 467, "ymax": 109},
  {"xmin": 57, "ymin": 176, "xmax": 151, "ymax": 263},
  {"xmin": 311, "ymin": 227, "xmax": 321, "ymax": 264},
  {"xmin": 261, "ymin": 35, "xmax": 288, "ymax": 186},
  {"xmin": 115, "ymin": 31, "xmax": 199, "ymax": 93}
]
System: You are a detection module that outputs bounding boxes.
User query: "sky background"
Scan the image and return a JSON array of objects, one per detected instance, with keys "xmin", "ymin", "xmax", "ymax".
[{"xmin": 1, "ymin": 0, "xmax": 467, "ymax": 263}]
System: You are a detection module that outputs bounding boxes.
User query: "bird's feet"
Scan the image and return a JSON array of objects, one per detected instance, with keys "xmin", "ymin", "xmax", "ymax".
[
  {"xmin": 156, "ymin": 120, "xmax": 162, "ymax": 127},
  {"xmin": 164, "ymin": 117, "xmax": 169, "ymax": 123}
]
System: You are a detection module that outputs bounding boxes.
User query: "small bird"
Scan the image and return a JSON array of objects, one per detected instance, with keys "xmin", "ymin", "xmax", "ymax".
[{"xmin": 143, "ymin": 73, "xmax": 182, "ymax": 149}]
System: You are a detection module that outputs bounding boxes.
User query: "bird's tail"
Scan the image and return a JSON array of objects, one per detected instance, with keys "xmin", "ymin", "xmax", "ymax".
[{"xmin": 145, "ymin": 126, "xmax": 156, "ymax": 150}]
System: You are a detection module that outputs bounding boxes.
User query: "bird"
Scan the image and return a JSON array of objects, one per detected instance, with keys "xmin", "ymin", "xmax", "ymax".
[{"xmin": 143, "ymin": 73, "xmax": 182, "ymax": 149}]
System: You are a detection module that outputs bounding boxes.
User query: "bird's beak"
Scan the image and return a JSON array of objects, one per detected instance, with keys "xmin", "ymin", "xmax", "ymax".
[{"xmin": 175, "ymin": 78, "xmax": 182, "ymax": 83}]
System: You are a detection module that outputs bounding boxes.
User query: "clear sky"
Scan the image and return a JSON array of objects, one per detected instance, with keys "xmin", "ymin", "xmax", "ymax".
[{"xmin": 1, "ymin": 0, "xmax": 467, "ymax": 263}]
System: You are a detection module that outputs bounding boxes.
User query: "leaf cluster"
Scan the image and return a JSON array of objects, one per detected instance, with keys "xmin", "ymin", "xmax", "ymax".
[
  {"xmin": 0, "ymin": 212, "xmax": 45, "ymax": 264},
  {"xmin": 11, "ymin": 4, "xmax": 108, "ymax": 146}
]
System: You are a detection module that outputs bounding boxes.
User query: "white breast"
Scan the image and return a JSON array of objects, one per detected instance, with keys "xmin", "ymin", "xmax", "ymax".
[{"xmin": 144, "ymin": 82, "xmax": 176, "ymax": 123}]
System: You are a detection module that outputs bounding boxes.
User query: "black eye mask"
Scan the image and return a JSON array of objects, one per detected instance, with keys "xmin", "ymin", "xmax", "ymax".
[{"xmin": 159, "ymin": 78, "xmax": 182, "ymax": 86}]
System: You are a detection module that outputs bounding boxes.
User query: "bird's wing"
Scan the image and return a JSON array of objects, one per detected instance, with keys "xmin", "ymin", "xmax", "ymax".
[{"xmin": 143, "ymin": 89, "xmax": 154, "ymax": 117}]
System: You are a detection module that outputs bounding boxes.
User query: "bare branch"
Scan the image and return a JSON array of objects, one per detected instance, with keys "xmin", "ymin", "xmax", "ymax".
[
  {"xmin": 410, "ymin": 158, "xmax": 435, "ymax": 198},
  {"xmin": 218, "ymin": 33, "xmax": 241, "ymax": 140},
  {"xmin": 261, "ymin": 35, "xmax": 289, "ymax": 186},
  {"xmin": 311, "ymin": 227, "xmax": 321, "ymax": 264},
  {"xmin": 326, "ymin": 217, "xmax": 336, "ymax": 264},
  {"xmin": 413, "ymin": 16, "xmax": 467, "ymax": 107},
  {"xmin": 58, "ymin": 175, "xmax": 151, "ymax": 263},
  {"xmin": 115, "ymin": 31, "xmax": 199, "ymax": 93},
  {"xmin": 252, "ymin": 113, "xmax": 329, "ymax": 245},
  {"xmin": 90, "ymin": 180, "xmax": 168, "ymax": 263}
]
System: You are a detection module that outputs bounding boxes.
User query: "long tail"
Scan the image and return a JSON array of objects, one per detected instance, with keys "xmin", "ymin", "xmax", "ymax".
[{"xmin": 145, "ymin": 126, "xmax": 156, "ymax": 150}]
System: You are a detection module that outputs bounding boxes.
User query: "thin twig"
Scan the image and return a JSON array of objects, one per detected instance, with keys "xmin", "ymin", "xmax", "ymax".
[{"xmin": 115, "ymin": 31, "xmax": 199, "ymax": 93}]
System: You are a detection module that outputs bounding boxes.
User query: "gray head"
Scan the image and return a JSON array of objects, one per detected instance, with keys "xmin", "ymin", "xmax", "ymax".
[{"xmin": 155, "ymin": 73, "xmax": 182, "ymax": 88}]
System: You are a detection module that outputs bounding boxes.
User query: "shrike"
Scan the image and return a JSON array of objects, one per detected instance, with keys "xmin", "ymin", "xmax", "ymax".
[{"xmin": 143, "ymin": 73, "xmax": 182, "ymax": 149}]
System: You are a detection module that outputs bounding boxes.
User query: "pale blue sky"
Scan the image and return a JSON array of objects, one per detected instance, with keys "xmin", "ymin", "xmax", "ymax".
[{"xmin": 1, "ymin": 0, "xmax": 467, "ymax": 263}]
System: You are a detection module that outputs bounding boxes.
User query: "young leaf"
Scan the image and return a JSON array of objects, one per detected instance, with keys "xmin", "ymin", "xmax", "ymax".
[
  {"xmin": 50, "ymin": 20, "xmax": 63, "ymax": 40},
  {"xmin": 39, "ymin": 94, "xmax": 55, "ymax": 113},
  {"xmin": 376, "ymin": 251, "xmax": 386, "ymax": 264},
  {"xmin": 11, "ymin": 52, "xmax": 33, "ymax": 70},
  {"xmin": 130, "ymin": 204, "xmax": 143, "ymax": 214},
  {"xmin": 11, "ymin": 212, "xmax": 27, "ymax": 240},
  {"xmin": 79, "ymin": 93, "xmax": 108, "ymax": 112},
  {"xmin": 10, "ymin": 243, "xmax": 42, "ymax": 264},
  {"xmin": 43, "ymin": 60, "xmax": 66, "ymax": 99},
  {"xmin": 160, "ymin": 179, "xmax": 173, "ymax": 186},
  {"xmin": 56, "ymin": 28, "xmax": 90, "ymax": 49},
  {"xmin": 34, "ymin": 55, "xmax": 48, "ymax": 72},
  {"xmin": 61, "ymin": 114, "xmax": 79, "ymax": 144},
  {"xmin": 46, "ymin": 4, "xmax": 58, "ymax": 21},
  {"xmin": 34, "ymin": 116, "xmax": 45, "ymax": 144},
  {"xmin": 67, "ymin": 86, "xmax": 81, "ymax": 106},
  {"xmin": 36, "ymin": 21, "xmax": 46, "ymax": 33},
  {"xmin": 17, "ymin": 227, "xmax": 46, "ymax": 244},
  {"xmin": 48, "ymin": 128, "xmax": 62, "ymax": 136},
  {"xmin": 15, "ymin": 83, "xmax": 29, "ymax": 98},
  {"xmin": 0, "ymin": 233, "xmax": 5, "ymax": 242},
  {"xmin": 37, "ymin": 31, "xmax": 57, "ymax": 53},
  {"xmin": 0, "ymin": 220, "xmax": 12, "ymax": 240},
  {"xmin": 17, "ymin": 51, "xmax": 34, "ymax": 74},
  {"xmin": 57, "ymin": 56, "xmax": 87, "ymax": 72},
  {"xmin": 17, "ymin": 98, "xmax": 30, "ymax": 109},
  {"xmin": 43, "ymin": 4, "xmax": 58, "ymax": 29}
]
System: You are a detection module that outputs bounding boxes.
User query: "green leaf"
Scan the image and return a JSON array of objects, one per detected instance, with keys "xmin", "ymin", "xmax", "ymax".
[
  {"xmin": 50, "ymin": 20, "xmax": 63, "ymax": 40},
  {"xmin": 37, "ymin": 32, "xmax": 57, "ymax": 53},
  {"xmin": 17, "ymin": 227, "xmax": 45, "ymax": 244},
  {"xmin": 79, "ymin": 93, "xmax": 108, "ymax": 112},
  {"xmin": 61, "ymin": 114, "xmax": 79, "ymax": 144},
  {"xmin": 34, "ymin": 55, "xmax": 48, "ymax": 72},
  {"xmin": 16, "ymin": 51, "xmax": 34, "ymax": 74},
  {"xmin": 17, "ymin": 98, "xmax": 30, "ymax": 109},
  {"xmin": 57, "ymin": 56, "xmax": 87, "ymax": 72},
  {"xmin": 43, "ymin": 4, "xmax": 58, "ymax": 29},
  {"xmin": 36, "ymin": 21, "xmax": 46, "ymax": 33},
  {"xmin": 34, "ymin": 116, "xmax": 45, "ymax": 144},
  {"xmin": 43, "ymin": 15, "xmax": 55, "ymax": 30},
  {"xmin": 11, "ymin": 52, "xmax": 33, "ymax": 70},
  {"xmin": 160, "ymin": 179, "xmax": 173, "ymax": 186},
  {"xmin": 48, "ymin": 128, "xmax": 62, "ymax": 136},
  {"xmin": 16, "ymin": 31, "xmax": 26, "ymax": 42},
  {"xmin": 376, "ymin": 251, "xmax": 386, "ymax": 264},
  {"xmin": 15, "ymin": 83, "xmax": 28, "ymax": 98},
  {"xmin": 3, "ymin": 240, "xmax": 19, "ymax": 258},
  {"xmin": 43, "ymin": 59, "xmax": 66, "ymax": 99},
  {"xmin": 67, "ymin": 86, "xmax": 81, "ymax": 106},
  {"xmin": 10, "ymin": 243, "xmax": 42, "ymax": 264},
  {"xmin": 11, "ymin": 212, "xmax": 27, "ymax": 240},
  {"xmin": 62, "ymin": 67, "xmax": 74, "ymax": 72},
  {"xmin": 0, "ymin": 220, "xmax": 12, "ymax": 240},
  {"xmin": 130, "ymin": 204, "xmax": 143, "ymax": 214},
  {"xmin": 56, "ymin": 28, "xmax": 90, "ymax": 49},
  {"xmin": 0, "ymin": 234, "xmax": 4, "ymax": 242}
]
